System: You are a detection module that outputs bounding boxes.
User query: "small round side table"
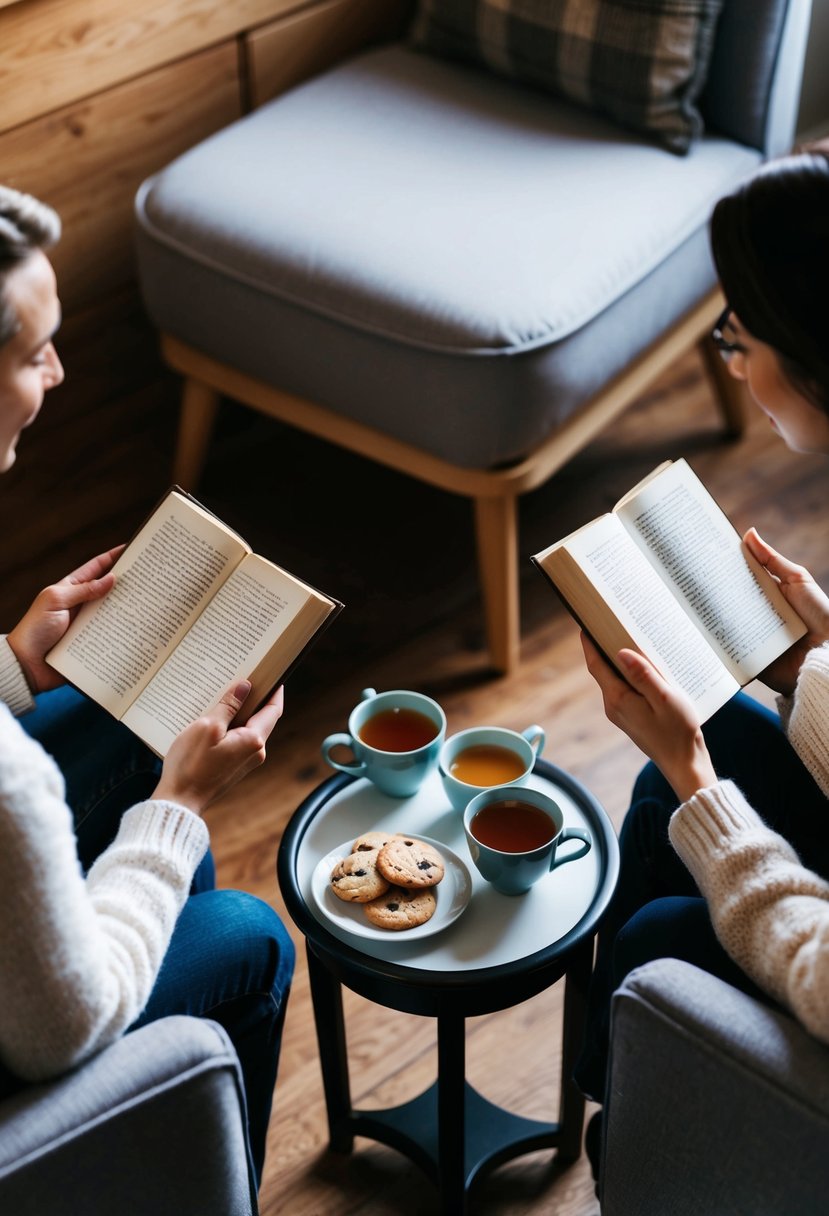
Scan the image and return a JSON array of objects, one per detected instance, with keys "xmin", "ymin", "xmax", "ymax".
[{"xmin": 277, "ymin": 759, "xmax": 618, "ymax": 1215}]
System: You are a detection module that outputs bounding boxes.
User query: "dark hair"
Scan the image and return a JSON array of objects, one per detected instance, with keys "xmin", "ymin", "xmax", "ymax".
[
  {"xmin": 0, "ymin": 185, "xmax": 61, "ymax": 348},
  {"xmin": 710, "ymin": 142, "xmax": 829, "ymax": 414}
]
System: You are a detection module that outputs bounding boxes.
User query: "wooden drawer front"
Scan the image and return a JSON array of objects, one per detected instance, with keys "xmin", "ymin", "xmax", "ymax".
[
  {"xmin": 246, "ymin": 0, "xmax": 413, "ymax": 108},
  {"xmin": 0, "ymin": 0, "xmax": 307, "ymax": 133},
  {"xmin": 0, "ymin": 42, "xmax": 242, "ymax": 314}
]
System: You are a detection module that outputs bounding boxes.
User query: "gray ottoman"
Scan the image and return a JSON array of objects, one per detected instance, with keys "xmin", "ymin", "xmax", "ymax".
[{"xmin": 134, "ymin": 3, "xmax": 808, "ymax": 669}]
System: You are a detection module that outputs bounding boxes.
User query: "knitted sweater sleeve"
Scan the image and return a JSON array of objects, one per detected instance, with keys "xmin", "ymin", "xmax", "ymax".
[
  {"xmin": 0, "ymin": 705, "xmax": 208, "ymax": 1081},
  {"xmin": 669, "ymin": 779, "xmax": 829, "ymax": 1044},
  {"xmin": 777, "ymin": 642, "xmax": 829, "ymax": 798},
  {"xmin": 0, "ymin": 635, "xmax": 35, "ymax": 716}
]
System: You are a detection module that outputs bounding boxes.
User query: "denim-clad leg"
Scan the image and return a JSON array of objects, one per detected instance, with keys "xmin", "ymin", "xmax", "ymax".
[
  {"xmin": 576, "ymin": 691, "xmax": 829, "ymax": 1103},
  {"xmin": 132, "ymin": 890, "xmax": 295, "ymax": 1185},
  {"xmin": 21, "ymin": 686, "xmax": 217, "ymax": 890},
  {"xmin": 19, "ymin": 686, "xmax": 293, "ymax": 1181}
]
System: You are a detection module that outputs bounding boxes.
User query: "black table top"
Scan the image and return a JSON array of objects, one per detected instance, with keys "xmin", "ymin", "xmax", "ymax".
[{"xmin": 278, "ymin": 760, "xmax": 619, "ymax": 1018}]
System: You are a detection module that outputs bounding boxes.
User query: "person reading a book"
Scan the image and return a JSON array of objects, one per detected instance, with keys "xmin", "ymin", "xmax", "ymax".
[
  {"xmin": 573, "ymin": 144, "xmax": 829, "ymax": 1171},
  {"xmin": 0, "ymin": 184, "xmax": 294, "ymax": 1186}
]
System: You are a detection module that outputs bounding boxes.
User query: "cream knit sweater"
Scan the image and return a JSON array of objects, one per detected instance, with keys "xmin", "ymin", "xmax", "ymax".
[
  {"xmin": 670, "ymin": 643, "xmax": 829, "ymax": 1044},
  {"xmin": 0, "ymin": 636, "xmax": 208, "ymax": 1082}
]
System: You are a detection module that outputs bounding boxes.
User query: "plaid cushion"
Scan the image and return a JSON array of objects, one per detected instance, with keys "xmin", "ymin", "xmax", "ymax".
[{"xmin": 409, "ymin": 0, "xmax": 725, "ymax": 154}]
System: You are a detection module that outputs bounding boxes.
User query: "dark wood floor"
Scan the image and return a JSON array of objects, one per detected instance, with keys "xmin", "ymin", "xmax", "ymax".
[{"xmin": 3, "ymin": 300, "xmax": 827, "ymax": 1215}]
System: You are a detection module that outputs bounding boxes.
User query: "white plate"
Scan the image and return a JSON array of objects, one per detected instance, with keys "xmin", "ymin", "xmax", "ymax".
[{"xmin": 309, "ymin": 834, "xmax": 473, "ymax": 942}]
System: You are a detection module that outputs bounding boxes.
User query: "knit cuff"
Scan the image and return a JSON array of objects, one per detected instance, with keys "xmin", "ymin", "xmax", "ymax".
[
  {"xmin": 668, "ymin": 779, "xmax": 771, "ymax": 874},
  {"xmin": 115, "ymin": 800, "xmax": 210, "ymax": 875},
  {"xmin": 0, "ymin": 636, "xmax": 35, "ymax": 717}
]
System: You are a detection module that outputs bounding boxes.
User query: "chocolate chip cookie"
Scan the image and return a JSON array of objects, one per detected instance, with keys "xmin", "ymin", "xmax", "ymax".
[
  {"xmin": 363, "ymin": 885, "xmax": 437, "ymax": 930},
  {"xmin": 376, "ymin": 837, "xmax": 445, "ymax": 889},
  {"xmin": 330, "ymin": 848, "xmax": 390, "ymax": 903},
  {"xmin": 352, "ymin": 830, "xmax": 401, "ymax": 852}
]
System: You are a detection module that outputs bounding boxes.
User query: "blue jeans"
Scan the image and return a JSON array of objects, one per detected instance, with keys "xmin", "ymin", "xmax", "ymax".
[
  {"xmin": 20, "ymin": 686, "xmax": 294, "ymax": 1185},
  {"xmin": 575, "ymin": 691, "xmax": 829, "ymax": 1103}
]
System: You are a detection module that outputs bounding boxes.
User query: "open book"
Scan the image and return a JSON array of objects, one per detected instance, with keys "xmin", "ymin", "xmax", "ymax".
[
  {"xmin": 47, "ymin": 489, "xmax": 343, "ymax": 756},
  {"xmin": 531, "ymin": 459, "xmax": 806, "ymax": 722}
]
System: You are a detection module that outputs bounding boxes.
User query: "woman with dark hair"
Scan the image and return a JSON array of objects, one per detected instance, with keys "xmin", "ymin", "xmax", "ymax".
[
  {"xmin": 0, "ymin": 184, "xmax": 294, "ymax": 1189},
  {"xmin": 574, "ymin": 145, "xmax": 829, "ymax": 1166}
]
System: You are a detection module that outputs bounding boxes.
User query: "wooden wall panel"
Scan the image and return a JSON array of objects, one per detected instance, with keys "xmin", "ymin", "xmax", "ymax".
[
  {"xmin": 0, "ymin": 0, "xmax": 307, "ymax": 133},
  {"xmin": 246, "ymin": 0, "xmax": 413, "ymax": 107},
  {"xmin": 0, "ymin": 42, "xmax": 242, "ymax": 313}
]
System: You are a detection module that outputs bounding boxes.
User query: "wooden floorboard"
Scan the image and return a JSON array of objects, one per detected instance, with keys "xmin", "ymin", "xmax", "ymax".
[{"xmin": 2, "ymin": 308, "xmax": 827, "ymax": 1214}]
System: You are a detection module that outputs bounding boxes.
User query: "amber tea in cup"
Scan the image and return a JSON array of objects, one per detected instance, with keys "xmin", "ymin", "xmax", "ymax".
[
  {"xmin": 439, "ymin": 724, "xmax": 545, "ymax": 811},
  {"xmin": 463, "ymin": 785, "xmax": 592, "ymax": 894},
  {"xmin": 450, "ymin": 744, "xmax": 527, "ymax": 787},
  {"xmin": 358, "ymin": 707, "xmax": 439, "ymax": 753},
  {"xmin": 321, "ymin": 689, "xmax": 446, "ymax": 797},
  {"xmin": 470, "ymin": 798, "xmax": 556, "ymax": 853}
]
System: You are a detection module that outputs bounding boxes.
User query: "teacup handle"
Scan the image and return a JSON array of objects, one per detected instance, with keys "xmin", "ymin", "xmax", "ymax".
[
  {"xmin": 550, "ymin": 827, "xmax": 592, "ymax": 870},
  {"xmin": 321, "ymin": 732, "xmax": 366, "ymax": 778},
  {"xmin": 360, "ymin": 687, "xmax": 377, "ymax": 702},
  {"xmin": 522, "ymin": 724, "xmax": 545, "ymax": 759}
]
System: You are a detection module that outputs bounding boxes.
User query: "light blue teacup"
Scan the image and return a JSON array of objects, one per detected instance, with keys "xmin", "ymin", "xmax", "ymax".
[
  {"xmin": 463, "ymin": 785, "xmax": 592, "ymax": 895},
  {"xmin": 439, "ymin": 724, "xmax": 545, "ymax": 812},
  {"xmin": 321, "ymin": 688, "xmax": 446, "ymax": 797}
]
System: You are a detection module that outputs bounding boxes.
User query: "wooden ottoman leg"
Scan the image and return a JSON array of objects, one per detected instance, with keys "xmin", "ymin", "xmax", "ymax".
[
  {"xmin": 173, "ymin": 377, "xmax": 221, "ymax": 488},
  {"xmin": 697, "ymin": 337, "xmax": 747, "ymax": 438},
  {"xmin": 474, "ymin": 493, "xmax": 520, "ymax": 675}
]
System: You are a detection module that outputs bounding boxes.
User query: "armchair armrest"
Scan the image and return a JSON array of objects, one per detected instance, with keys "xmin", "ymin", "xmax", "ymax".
[
  {"xmin": 0, "ymin": 1016, "xmax": 256, "ymax": 1216},
  {"xmin": 702, "ymin": 0, "xmax": 812, "ymax": 155},
  {"xmin": 601, "ymin": 958, "xmax": 829, "ymax": 1216}
]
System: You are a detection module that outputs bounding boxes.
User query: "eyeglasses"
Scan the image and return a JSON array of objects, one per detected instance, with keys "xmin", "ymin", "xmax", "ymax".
[{"xmin": 711, "ymin": 307, "xmax": 745, "ymax": 363}]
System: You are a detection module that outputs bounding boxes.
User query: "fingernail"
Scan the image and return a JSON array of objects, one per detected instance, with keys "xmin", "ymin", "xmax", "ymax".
[{"xmin": 234, "ymin": 679, "xmax": 252, "ymax": 700}]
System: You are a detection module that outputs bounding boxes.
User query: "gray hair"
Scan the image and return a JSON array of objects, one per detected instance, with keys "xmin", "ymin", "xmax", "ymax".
[{"xmin": 0, "ymin": 185, "xmax": 61, "ymax": 347}]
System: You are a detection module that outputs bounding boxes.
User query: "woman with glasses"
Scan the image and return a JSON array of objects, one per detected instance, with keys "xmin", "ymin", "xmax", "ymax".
[
  {"xmin": 0, "ymin": 185, "xmax": 294, "ymax": 1189},
  {"xmin": 574, "ymin": 143, "xmax": 829, "ymax": 1175}
]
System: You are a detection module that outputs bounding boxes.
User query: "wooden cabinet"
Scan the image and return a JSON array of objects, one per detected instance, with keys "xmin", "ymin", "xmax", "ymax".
[
  {"xmin": 0, "ymin": 0, "xmax": 415, "ymax": 629},
  {"xmin": 247, "ymin": 0, "xmax": 412, "ymax": 108},
  {"xmin": 1, "ymin": 43, "xmax": 243, "ymax": 314},
  {"xmin": 0, "ymin": 0, "xmax": 411, "ymax": 321}
]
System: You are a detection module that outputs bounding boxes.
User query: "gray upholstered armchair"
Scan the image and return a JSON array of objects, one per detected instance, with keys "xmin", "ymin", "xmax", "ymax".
[
  {"xmin": 0, "ymin": 1016, "xmax": 257, "ymax": 1215},
  {"xmin": 601, "ymin": 959, "xmax": 829, "ymax": 1215},
  {"xmin": 135, "ymin": 0, "xmax": 812, "ymax": 674}
]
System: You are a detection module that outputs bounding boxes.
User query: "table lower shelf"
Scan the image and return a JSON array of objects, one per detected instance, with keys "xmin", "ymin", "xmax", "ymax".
[{"xmin": 332, "ymin": 1079, "xmax": 575, "ymax": 1201}]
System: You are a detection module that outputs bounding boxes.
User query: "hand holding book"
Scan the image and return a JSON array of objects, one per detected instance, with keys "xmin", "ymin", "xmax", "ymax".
[
  {"xmin": 743, "ymin": 528, "xmax": 829, "ymax": 696},
  {"xmin": 45, "ymin": 488, "xmax": 343, "ymax": 756},
  {"xmin": 532, "ymin": 459, "xmax": 807, "ymax": 723},
  {"xmin": 6, "ymin": 545, "xmax": 125, "ymax": 695},
  {"xmin": 152, "ymin": 679, "xmax": 285, "ymax": 814},
  {"xmin": 580, "ymin": 633, "xmax": 718, "ymax": 802}
]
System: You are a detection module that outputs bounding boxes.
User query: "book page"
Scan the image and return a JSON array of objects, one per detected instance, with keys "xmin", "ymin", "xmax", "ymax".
[
  {"xmin": 559, "ymin": 514, "xmax": 739, "ymax": 720},
  {"xmin": 122, "ymin": 553, "xmax": 333, "ymax": 756},
  {"xmin": 616, "ymin": 460, "xmax": 805, "ymax": 683},
  {"xmin": 47, "ymin": 492, "xmax": 246, "ymax": 717},
  {"xmin": 612, "ymin": 460, "xmax": 673, "ymax": 510}
]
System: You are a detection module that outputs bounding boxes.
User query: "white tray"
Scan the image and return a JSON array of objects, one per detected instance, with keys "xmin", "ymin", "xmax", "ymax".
[{"xmin": 297, "ymin": 766, "xmax": 603, "ymax": 972}]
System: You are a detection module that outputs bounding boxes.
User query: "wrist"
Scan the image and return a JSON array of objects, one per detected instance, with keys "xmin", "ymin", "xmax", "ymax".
[
  {"xmin": 677, "ymin": 771, "xmax": 717, "ymax": 804},
  {"xmin": 670, "ymin": 746, "xmax": 718, "ymax": 804},
  {"xmin": 5, "ymin": 632, "xmax": 37, "ymax": 694},
  {"xmin": 150, "ymin": 781, "xmax": 206, "ymax": 817}
]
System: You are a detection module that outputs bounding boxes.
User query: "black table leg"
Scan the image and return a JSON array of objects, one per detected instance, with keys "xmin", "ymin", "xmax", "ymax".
[
  {"xmin": 557, "ymin": 939, "xmax": 592, "ymax": 1162},
  {"xmin": 437, "ymin": 1012, "xmax": 468, "ymax": 1215},
  {"xmin": 306, "ymin": 942, "xmax": 353, "ymax": 1153},
  {"xmin": 305, "ymin": 940, "xmax": 593, "ymax": 1197}
]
